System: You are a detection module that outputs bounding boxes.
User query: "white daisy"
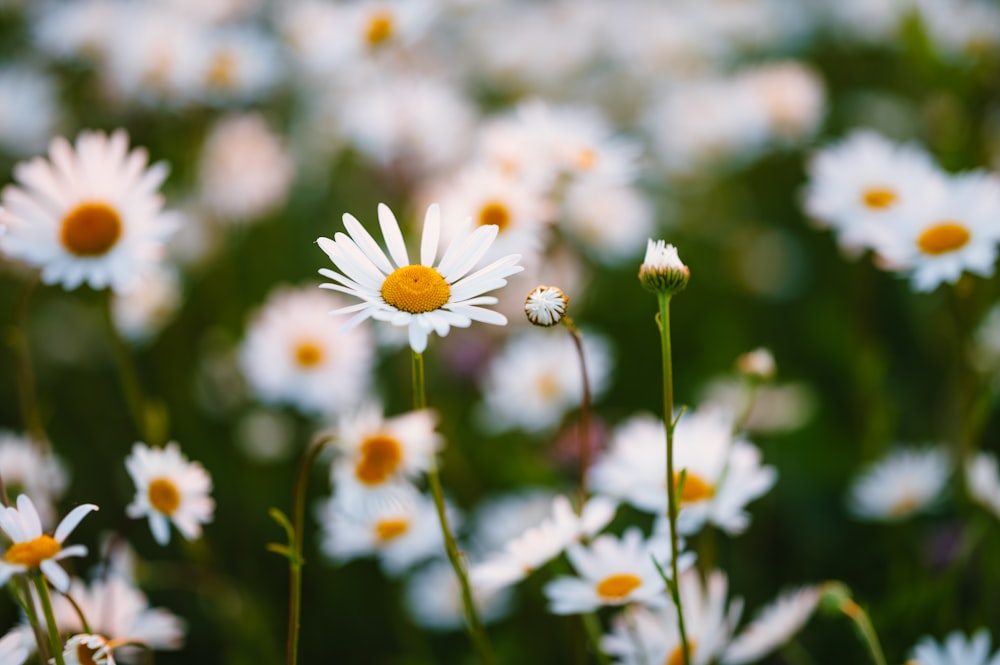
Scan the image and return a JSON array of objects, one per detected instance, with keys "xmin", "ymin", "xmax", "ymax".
[
  {"xmin": 317, "ymin": 484, "xmax": 451, "ymax": 577},
  {"xmin": 0, "ymin": 494, "xmax": 97, "ymax": 593},
  {"xmin": 0, "ymin": 431, "xmax": 69, "ymax": 527},
  {"xmin": 741, "ymin": 61, "xmax": 826, "ymax": 144},
  {"xmin": 848, "ymin": 446, "xmax": 951, "ymax": 521},
  {"xmin": 63, "ymin": 634, "xmax": 115, "ymax": 665},
  {"xmin": 877, "ymin": 171, "xmax": 1000, "ymax": 292},
  {"xmin": 524, "ymin": 285, "xmax": 569, "ymax": 327},
  {"xmin": 0, "ymin": 627, "xmax": 30, "ymax": 665},
  {"xmin": 602, "ymin": 570, "xmax": 743, "ymax": 665},
  {"xmin": 0, "ymin": 129, "xmax": 179, "ymax": 292},
  {"xmin": 908, "ymin": 629, "xmax": 1000, "ymax": 665},
  {"xmin": 316, "ymin": 202, "xmax": 523, "ymax": 354},
  {"xmin": 403, "ymin": 558, "xmax": 514, "ymax": 631},
  {"xmin": 560, "ymin": 180, "xmax": 653, "ymax": 266},
  {"xmin": 544, "ymin": 527, "xmax": 690, "ymax": 615},
  {"xmin": 803, "ymin": 130, "xmax": 947, "ymax": 253},
  {"xmin": 0, "ymin": 64, "xmax": 59, "ymax": 157},
  {"xmin": 111, "ymin": 265, "xmax": 182, "ymax": 344},
  {"xmin": 470, "ymin": 494, "xmax": 618, "ymax": 594},
  {"xmin": 124, "ymin": 442, "xmax": 214, "ymax": 545},
  {"xmin": 965, "ymin": 451, "xmax": 1000, "ymax": 521},
  {"xmin": 53, "ymin": 576, "xmax": 186, "ymax": 652},
  {"xmin": 238, "ymin": 286, "xmax": 374, "ymax": 417},
  {"xmin": 190, "ymin": 26, "xmax": 281, "ymax": 105},
  {"xmin": 477, "ymin": 327, "xmax": 613, "ymax": 434},
  {"xmin": 468, "ymin": 489, "xmax": 559, "ymax": 555},
  {"xmin": 722, "ymin": 586, "xmax": 821, "ymax": 664}
]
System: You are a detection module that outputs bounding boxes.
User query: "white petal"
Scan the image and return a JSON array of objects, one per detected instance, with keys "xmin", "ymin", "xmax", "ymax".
[
  {"xmin": 54, "ymin": 504, "xmax": 97, "ymax": 543},
  {"xmin": 15, "ymin": 495, "xmax": 41, "ymax": 538},
  {"xmin": 378, "ymin": 203, "xmax": 410, "ymax": 268},
  {"xmin": 408, "ymin": 322, "xmax": 429, "ymax": 354},
  {"xmin": 444, "ymin": 304, "xmax": 508, "ymax": 326},
  {"xmin": 40, "ymin": 560, "xmax": 69, "ymax": 593},
  {"xmin": 343, "ymin": 213, "xmax": 394, "ymax": 274},
  {"xmin": 150, "ymin": 513, "xmax": 171, "ymax": 545},
  {"xmin": 439, "ymin": 225, "xmax": 499, "ymax": 282},
  {"xmin": 420, "ymin": 204, "xmax": 441, "ymax": 267}
]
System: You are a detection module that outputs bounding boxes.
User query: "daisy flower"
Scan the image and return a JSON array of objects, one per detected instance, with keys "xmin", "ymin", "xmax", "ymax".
[
  {"xmin": 0, "ymin": 64, "xmax": 59, "ymax": 157},
  {"xmin": 877, "ymin": 171, "xmax": 1000, "ymax": 292},
  {"xmin": 124, "ymin": 442, "xmax": 214, "ymax": 545},
  {"xmin": 544, "ymin": 527, "xmax": 692, "ymax": 615},
  {"xmin": 639, "ymin": 239, "xmax": 690, "ymax": 294},
  {"xmin": 965, "ymin": 452, "xmax": 1000, "ymax": 521},
  {"xmin": 403, "ymin": 558, "xmax": 514, "ymax": 631},
  {"xmin": 908, "ymin": 628, "xmax": 1000, "ymax": 665},
  {"xmin": 602, "ymin": 570, "xmax": 743, "ymax": 665},
  {"xmin": 0, "ymin": 129, "xmax": 179, "ymax": 292},
  {"xmin": 0, "ymin": 494, "xmax": 97, "ymax": 593},
  {"xmin": 848, "ymin": 446, "xmax": 950, "ymax": 521},
  {"xmin": 316, "ymin": 202, "xmax": 523, "ymax": 354},
  {"xmin": 722, "ymin": 586, "xmax": 821, "ymax": 664},
  {"xmin": 239, "ymin": 286, "xmax": 374, "ymax": 416},
  {"xmin": 0, "ymin": 431, "xmax": 69, "ymax": 527},
  {"xmin": 63, "ymin": 634, "xmax": 115, "ymax": 665}
]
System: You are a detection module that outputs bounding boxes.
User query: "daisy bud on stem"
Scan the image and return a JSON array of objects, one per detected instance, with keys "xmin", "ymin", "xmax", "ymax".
[
  {"xmin": 640, "ymin": 239, "xmax": 692, "ymax": 665},
  {"xmin": 819, "ymin": 582, "xmax": 887, "ymax": 665}
]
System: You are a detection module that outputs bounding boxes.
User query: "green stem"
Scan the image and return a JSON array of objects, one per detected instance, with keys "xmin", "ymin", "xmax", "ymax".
[
  {"xmin": 822, "ymin": 584, "xmax": 887, "ymax": 665},
  {"xmin": 14, "ymin": 576, "xmax": 50, "ymax": 662},
  {"xmin": 656, "ymin": 293, "xmax": 691, "ymax": 665},
  {"xmin": 563, "ymin": 317, "xmax": 592, "ymax": 504},
  {"xmin": 580, "ymin": 612, "xmax": 612, "ymax": 665},
  {"xmin": 34, "ymin": 574, "xmax": 66, "ymax": 665},
  {"xmin": 102, "ymin": 292, "xmax": 157, "ymax": 445},
  {"xmin": 411, "ymin": 351, "xmax": 495, "ymax": 665},
  {"xmin": 285, "ymin": 433, "xmax": 335, "ymax": 665},
  {"xmin": 14, "ymin": 275, "xmax": 46, "ymax": 445}
]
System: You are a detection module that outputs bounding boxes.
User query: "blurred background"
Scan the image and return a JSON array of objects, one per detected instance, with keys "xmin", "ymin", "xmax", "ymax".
[{"xmin": 1, "ymin": 0, "xmax": 999, "ymax": 663}]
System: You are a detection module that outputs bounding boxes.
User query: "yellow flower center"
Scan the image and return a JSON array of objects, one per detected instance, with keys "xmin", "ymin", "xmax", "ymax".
[
  {"xmin": 888, "ymin": 494, "xmax": 919, "ymax": 517},
  {"xmin": 293, "ymin": 341, "xmax": 324, "ymax": 368},
  {"xmin": 3, "ymin": 535, "xmax": 60, "ymax": 568},
  {"xmin": 674, "ymin": 471, "xmax": 715, "ymax": 503},
  {"xmin": 374, "ymin": 518, "xmax": 410, "ymax": 543},
  {"xmin": 354, "ymin": 435, "xmax": 403, "ymax": 485},
  {"xmin": 535, "ymin": 373, "xmax": 561, "ymax": 400},
  {"xmin": 666, "ymin": 641, "xmax": 698, "ymax": 665},
  {"xmin": 595, "ymin": 573, "xmax": 642, "ymax": 600},
  {"xmin": 861, "ymin": 187, "xmax": 897, "ymax": 210},
  {"xmin": 576, "ymin": 147, "xmax": 598, "ymax": 171},
  {"xmin": 60, "ymin": 202, "xmax": 122, "ymax": 257},
  {"xmin": 206, "ymin": 51, "xmax": 237, "ymax": 89},
  {"xmin": 381, "ymin": 265, "xmax": 451, "ymax": 314},
  {"xmin": 365, "ymin": 11, "xmax": 395, "ymax": 46},
  {"xmin": 478, "ymin": 201, "xmax": 511, "ymax": 232},
  {"xmin": 917, "ymin": 222, "xmax": 970, "ymax": 256},
  {"xmin": 148, "ymin": 477, "xmax": 181, "ymax": 515}
]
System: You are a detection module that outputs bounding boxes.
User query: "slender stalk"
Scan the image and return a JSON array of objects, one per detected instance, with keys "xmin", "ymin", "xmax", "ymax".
[
  {"xmin": 14, "ymin": 275, "xmax": 47, "ymax": 445},
  {"xmin": 837, "ymin": 598, "xmax": 887, "ymax": 665},
  {"xmin": 656, "ymin": 293, "xmax": 691, "ymax": 665},
  {"xmin": 562, "ymin": 317, "xmax": 592, "ymax": 504},
  {"xmin": 101, "ymin": 292, "xmax": 156, "ymax": 445},
  {"xmin": 15, "ymin": 577, "xmax": 50, "ymax": 662},
  {"xmin": 411, "ymin": 351, "xmax": 495, "ymax": 665},
  {"xmin": 285, "ymin": 432, "xmax": 335, "ymax": 665},
  {"xmin": 34, "ymin": 574, "xmax": 67, "ymax": 665}
]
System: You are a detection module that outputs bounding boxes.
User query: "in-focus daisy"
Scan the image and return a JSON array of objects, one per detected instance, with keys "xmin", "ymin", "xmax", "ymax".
[
  {"xmin": 848, "ymin": 446, "xmax": 951, "ymax": 521},
  {"xmin": 0, "ymin": 431, "xmax": 69, "ymax": 527},
  {"xmin": 470, "ymin": 494, "xmax": 617, "ymax": 594},
  {"xmin": 602, "ymin": 570, "xmax": 743, "ymax": 665},
  {"xmin": 316, "ymin": 203, "xmax": 523, "ymax": 354},
  {"xmin": 877, "ymin": 171, "xmax": 1000, "ymax": 292},
  {"xmin": 524, "ymin": 284, "xmax": 569, "ymax": 327},
  {"xmin": 63, "ymin": 634, "xmax": 115, "ymax": 665},
  {"xmin": 908, "ymin": 628, "xmax": 1000, "ymax": 665},
  {"xmin": 477, "ymin": 328, "xmax": 613, "ymax": 434},
  {"xmin": 239, "ymin": 286, "xmax": 374, "ymax": 417},
  {"xmin": 124, "ymin": 442, "xmax": 214, "ymax": 545},
  {"xmin": 965, "ymin": 452, "xmax": 1000, "ymax": 521},
  {"xmin": 544, "ymin": 527, "xmax": 690, "ymax": 615},
  {"xmin": 722, "ymin": 586, "xmax": 821, "ymax": 664},
  {"xmin": 0, "ymin": 494, "xmax": 98, "ymax": 593},
  {"xmin": 0, "ymin": 129, "xmax": 179, "ymax": 292},
  {"xmin": 317, "ymin": 484, "xmax": 451, "ymax": 577},
  {"xmin": 404, "ymin": 558, "xmax": 514, "ymax": 631}
]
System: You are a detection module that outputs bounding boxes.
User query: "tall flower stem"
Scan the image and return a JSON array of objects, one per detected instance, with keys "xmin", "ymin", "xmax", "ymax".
[
  {"xmin": 656, "ymin": 292, "xmax": 691, "ymax": 665},
  {"xmin": 15, "ymin": 577, "xmax": 50, "ymax": 662},
  {"xmin": 34, "ymin": 574, "xmax": 66, "ymax": 665},
  {"xmin": 821, "ymin": 582, "xmax": 887, "ymax": 665},
  {"xmin": 14, "ymin": 276, "xmax": 46, "ymax": 445},
  {"xmin": 562, "ymin": 316, "xmax": 592, "ymax": 503},
  {"xmin": 411, "ymin": 351, "xmax": 495, "ymax": 665}
]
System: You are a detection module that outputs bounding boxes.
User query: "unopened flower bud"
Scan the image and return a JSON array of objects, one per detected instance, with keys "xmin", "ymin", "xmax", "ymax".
[
  {"xmin": 525, "ymin": 285, "xmax": 569, "ymax": 327},
  {"xmin": 638, "ymin": 239, "xmax": 689, "ymax": 295}
]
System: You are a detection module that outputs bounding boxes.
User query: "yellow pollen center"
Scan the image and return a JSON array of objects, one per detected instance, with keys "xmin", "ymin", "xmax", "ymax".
[
  {"xmin": 889, "ymin": 494, "xmax": 919, "ymax": 517},
  {"xmin": 77, "ymin": 642, "xmax": 101, "ymax": 665},
  {"xmin": 374, "ymin": 518, "xmax": 410, "ymax": 542},
  {"xmin": 366, "ymin": 12, "xmax": 395, "ymax": 46},
  {"xmin": 674, "ymin": 471, "xmax": 715, "ymax": 503},
  {"xmin": 60, "ymin": 203, "xmax": 122, "ymax": 257},
  {"xmin": 576, "ymin": 147, "xmax": 598, "ymax": 170},
  {"xmin": 478, "ymin": 201, "xmax": 511, "ymax": 231},
  {"xmin": 666, "ymin": 641, "xmax": 698, "ymax": 665},
  {"xmin": 148, "ymin": 477, "xmax": 181, "ymax": 515},
  {"xmin": 3, "ymin": 535, "xmax": 60, "ymax": 568},
  {"xmin": 861, "ymin": 187, "xmax": 897, "ymax": 210},
  {"xmin": 595, "ymin": 573, "xmax": 642, "ymax": 600},
  {"xmin": 355, "ymin": 435, "xmax": 403, "ymax": 485},
  {"xmin": 207, "ymin": 51, "xmax": 237, "ymax": 89},
  {"xmin": 294, "ymin": 341, "xmax": 324, "ymax": 368},
  {"xmin": 381, "ymin": 265, "xmax": 451, "ymax": 314},
  {"xmin": 535, "ymin": 373, "xmax": 561, "ymax": 400},
  {"xmin": 917, "ymin": 222, "xmax": 970, "ymax": 256}
]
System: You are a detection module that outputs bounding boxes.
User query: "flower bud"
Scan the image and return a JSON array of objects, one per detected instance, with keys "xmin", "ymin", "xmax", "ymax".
[
  {"xmin": 638, "ymin": 239, "xmax": 689, "ymax": 295},
  {"xmin": 524, "ymin": 285, "xmax": 569, "ymax": 327}
]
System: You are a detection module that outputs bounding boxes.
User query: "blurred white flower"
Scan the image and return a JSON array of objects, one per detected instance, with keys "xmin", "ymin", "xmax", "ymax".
[
  {"xmin": 722, "ymin": 586, "xmax": 820, "ymax": 664},
  {"xmin": 125, "ymin": 442, "xmax": 214, "ymax": 545},
  {"xmin": 190, "ymin": 26, "xmax": 282, "ymax": 105},
  {"xmin": 404, "ymin": 558, "xmax": 514, "ymax": 631},
  {"xmin": 111, "ymin": 265, "xmax": 182, "ymax": 343},
  {"xmin": 848, "ymin": 446, "xmax": 951, "ymax": 521},
  {"xmin": 0, "ymin": 65, "xmax": 59, "ymax": 156},
  {"xmin": 62, "ymin": 634, "xmax": 115, "ymax": 665},
  {"xmin": 741, "ymin": 61, "xmax": 825, "ymax": 144},
  {"xmin": 0, "ymin": 627, "xmax": 30, "ymax": 665},
  {"xmin": 0, "ymin": 432, "xmax": 69, "ymax": 527},
  {"xmin": 965, "ymin": 451, "xmax": 1000, "ymax": 521},
  {"xmin": 908, "ymin": 628, "xmax": 1000, "ymax": 665},
  {"xmin": 239, "ymin": 286, "xmax": 374, "ymax": 416},
  {"xmin": 915, "ymin": 0, "xmax": 1000, "ymax": 60},
  {"xmin": 0, "ymin": 129, "xmax": 180, "ymax": 292}
]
